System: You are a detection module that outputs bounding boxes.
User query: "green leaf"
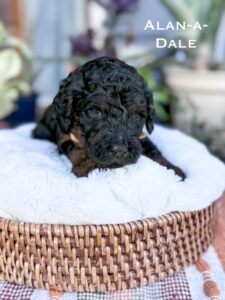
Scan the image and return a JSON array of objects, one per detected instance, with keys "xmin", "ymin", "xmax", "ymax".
[
  {"xmin": 0, "ymin": 49, "xmax": 22, "ymax": 82},
  {"xmin": 155, "ymin": 104, "xmax": 170, "ymax": 122},
  {"xmin": 0, "ymin": 85, "xmax": 18, "ymax": 118},
  {"xmin": 160, "ymin": 0, "xmax": 195, "ymax": 24},
  {"xmin": 6, "ymin": 36, "xmax": 33, "ymax": 60}
]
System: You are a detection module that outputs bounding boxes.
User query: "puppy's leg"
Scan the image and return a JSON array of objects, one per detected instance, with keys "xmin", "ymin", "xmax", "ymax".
[
  {"xmin": 58, "ymin": 131, "xmax": 101, "ymax": 177},
  {"xmin": 141, "ymin": 136, "xmax": 186, "ymax": 180}
]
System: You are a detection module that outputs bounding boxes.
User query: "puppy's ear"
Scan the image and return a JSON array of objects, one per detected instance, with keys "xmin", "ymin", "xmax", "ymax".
[
  {"xmin": 145, "ymin": 87, "xmax": 155, "ymax": 133},
  {"xmin": 53, "ymin": 75, "xmax": 74, "ymax": 133},
  {"xmin": 33, "ymin": 74, "xmax": 75, "ymax": 142},
  {"xmin": 32, "ymin": 105, "xmax": 57, "ymax": 141}
]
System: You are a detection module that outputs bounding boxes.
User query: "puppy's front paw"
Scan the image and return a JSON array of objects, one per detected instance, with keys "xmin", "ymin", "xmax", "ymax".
[{"xmin": 172, "ymin": 166, "xmax": 186, "ymax": 181}]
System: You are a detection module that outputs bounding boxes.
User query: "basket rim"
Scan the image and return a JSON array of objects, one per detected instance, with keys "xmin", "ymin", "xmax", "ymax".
[{"xmin": 0, "ymin": 198, "xmax": 219, "ymax": 229}]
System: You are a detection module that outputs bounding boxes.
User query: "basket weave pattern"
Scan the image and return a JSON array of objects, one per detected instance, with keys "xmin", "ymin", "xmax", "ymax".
[{"xmin": 0, "ymin": 202, "xmax": 217, "ymax": 292}]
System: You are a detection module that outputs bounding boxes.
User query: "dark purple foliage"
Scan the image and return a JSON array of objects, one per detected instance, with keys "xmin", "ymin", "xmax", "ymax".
[
  {"xmin": 92, "ymin": 0, "xmax": 139, "ymax": 14},
  {"xmin": 69, "ymin": 29, "xmax": 95, "ymax": 57},
  {"xmin": 69, "ymin": 0, "xmax": 139, "ymax": 60},
  {"xmin": 69, "ymin": 29, "xmax": 116, "ymax": 59}
]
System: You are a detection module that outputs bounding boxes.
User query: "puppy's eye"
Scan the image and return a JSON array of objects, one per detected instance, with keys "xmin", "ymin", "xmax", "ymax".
[
  {"xmin": 87, "ymin": 108, "xmax": 102, "ymax": 118},
  {"xmin": 134, "ymin": 113, "xmax": 143, "ymax": 120}
]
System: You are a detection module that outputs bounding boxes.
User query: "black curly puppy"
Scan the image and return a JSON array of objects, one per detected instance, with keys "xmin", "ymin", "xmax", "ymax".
[{"xmin": 33, "ymin": 57, "xmax": 185, "ymax": 179}]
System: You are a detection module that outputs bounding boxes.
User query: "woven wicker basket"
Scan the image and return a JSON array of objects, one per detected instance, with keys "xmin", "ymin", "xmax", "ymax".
[{"xmin": 0, "ymin": 200, "xmax": 219, "ymax": 293}]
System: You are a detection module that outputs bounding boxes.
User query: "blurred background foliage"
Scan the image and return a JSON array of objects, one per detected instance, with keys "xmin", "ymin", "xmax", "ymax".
[
  {"xmin": 0, "ymin": 22, "xmax": 32, "ymax": 119},
  {"xmin": 161, "ymin": 0, "xmax": 225, "ymax": 69},
  {"xmin": 138, "ymin": 67, "xmax": 170, "ymax": 123}
]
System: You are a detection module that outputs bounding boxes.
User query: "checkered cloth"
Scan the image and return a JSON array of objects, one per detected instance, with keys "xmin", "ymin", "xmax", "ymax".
[{"xmin": 0, "ymin": 282, "xmax": 33, "ymax": 300}]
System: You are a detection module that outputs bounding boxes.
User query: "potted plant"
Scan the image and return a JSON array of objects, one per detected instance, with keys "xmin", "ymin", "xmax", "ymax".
[
  {"xmin": 0, "ymin": 22, "xmax": 34, "ymax": 127},
  {"xmin": 160, "ymin": 0, "xmax": 225, "ymax": 131}
]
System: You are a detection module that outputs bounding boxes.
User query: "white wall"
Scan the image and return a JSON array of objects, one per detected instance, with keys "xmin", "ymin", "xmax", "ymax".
[{"xmin": 24, "ymin": 0, "xmax": 86, "ymax": 107}]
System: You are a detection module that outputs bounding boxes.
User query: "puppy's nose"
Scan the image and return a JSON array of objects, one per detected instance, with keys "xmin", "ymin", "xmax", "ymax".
[{"xmin": 110, "ymin": 145, "xmax": 127, "ymax": 155}]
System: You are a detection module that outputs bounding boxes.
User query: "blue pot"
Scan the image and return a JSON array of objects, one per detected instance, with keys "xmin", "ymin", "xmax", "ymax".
[{"xmin": 5, "ymin": 93, "xmax": 37, "ymax": 126}]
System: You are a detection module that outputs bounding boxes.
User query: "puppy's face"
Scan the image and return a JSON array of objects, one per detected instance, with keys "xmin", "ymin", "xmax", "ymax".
[{"xmin": 77, "ymin": 89, "xmax": 147, "ymax": 168}]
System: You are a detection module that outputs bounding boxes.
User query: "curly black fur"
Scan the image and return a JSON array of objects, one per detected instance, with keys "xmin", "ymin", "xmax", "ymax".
[{"xmin": 33, "ymin": 57, "xmax": 185, "ymax": 179}]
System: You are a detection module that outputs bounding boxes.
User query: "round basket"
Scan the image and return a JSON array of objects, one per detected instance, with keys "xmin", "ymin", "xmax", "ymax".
[{"xmin": 0, "ymin": 200, "xmax": 219, "ymax": 293}]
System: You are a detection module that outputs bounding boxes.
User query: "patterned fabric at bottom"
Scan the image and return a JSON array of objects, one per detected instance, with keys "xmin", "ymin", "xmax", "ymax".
[
  {"xmin": 0, "ymin": 271, "xmax": 191, "ymax": 300},
  {"xmin": 1, "ymin": 246, "xmax": 225, "ymax": 300},
  {"xmin": 0, "ymin": 282, "xmax": 33, "ymax": 300}
]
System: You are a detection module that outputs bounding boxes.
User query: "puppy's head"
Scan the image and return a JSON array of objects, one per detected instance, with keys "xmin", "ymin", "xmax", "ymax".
[{"xmin": 54, "ymin": 57, "xmax": 154, "ymax": 171}]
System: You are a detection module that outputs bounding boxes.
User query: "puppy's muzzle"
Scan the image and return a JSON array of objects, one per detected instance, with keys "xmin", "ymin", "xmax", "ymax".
[{"xmin": 108, "ymin": 144, "xmax": 128, "ymax": 160}]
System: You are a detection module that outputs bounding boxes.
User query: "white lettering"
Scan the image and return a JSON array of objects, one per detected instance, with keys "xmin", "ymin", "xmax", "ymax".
[
  {"xmin": 156, "ymin": 21, "xmax": 165, "ymax": 30},
  {"xmin": 193, "ymin": 22, "xmax": 202, "ymax": 30},
  {"xmin": 178, "ymin": 40, "xmax": 187, "ymax": 48},
  {"xmin": 189, "ymin": 40, "xmax": 196, "ymax": 48},
  {"xmin": 166, "ymin": 22, "xmax": 175, "ymax": 30},
  {"xmin": 156, "ymin": 39, "xmax": 197, "ymax": 49},
  {"xmin": 168, "ymin": 40, "xmax": 178, "ymax": 48},
  {"xmin": 144, "ymin": 20, "xmax": 154, "ymax": 30},
  {"xmin": 177, "ymin": 22, "xmax": 186, "ymax": 30},
  {"xmin": 156, "ymin": 38, "xmax": 167, "ymax": 48}
]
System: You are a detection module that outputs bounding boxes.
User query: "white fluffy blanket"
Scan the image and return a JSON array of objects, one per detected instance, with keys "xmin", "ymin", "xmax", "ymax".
[{"xmin": 0, "ymin": 124, "xmax": 224, "ymax": 225}]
